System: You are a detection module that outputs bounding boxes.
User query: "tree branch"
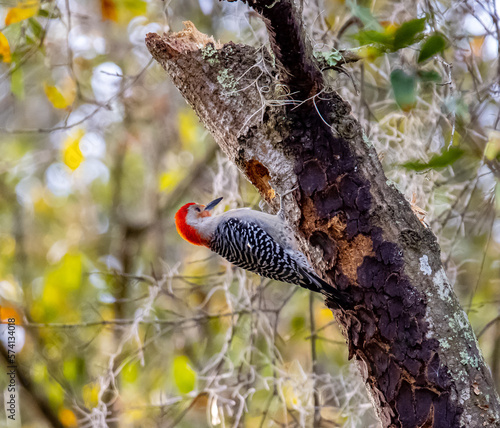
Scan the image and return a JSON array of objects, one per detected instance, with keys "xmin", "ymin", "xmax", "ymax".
[
  {"xmin": 228, "ymin": 0, "xmax": 322, "ymax": 99},
  {"xmin": 145, "ymin": 7, "xmax": 500, "ymax": 427}
]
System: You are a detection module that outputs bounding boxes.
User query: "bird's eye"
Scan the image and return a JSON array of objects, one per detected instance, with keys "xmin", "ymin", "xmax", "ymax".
[{"xmin": 195, "ymin": 207, "xmax": 201, "ymax": 212}]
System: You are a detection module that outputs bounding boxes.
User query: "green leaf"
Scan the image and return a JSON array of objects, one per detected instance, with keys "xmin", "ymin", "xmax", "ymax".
[
  {"xmin": 291, "ymin": 315, "xmax": 305, "ymax": 332},
  {"xmin": 28, "ymin": 17, "xmax": 44, "ymax": 39},
  {"xmin": 356, "ymin": 18, "xmax": 426, "ymax": 52},
  {"xmin": 63, "ymin": 357, "xmax": 85, "ymax": 382},
  {"xmin": 418, "ymin": 33, "xmax": 446, "ymax": 63},
  {"xmin": 37, "ymin": 9, "xmax": 50, "ymax": 18},
  {"xmin": 402, "ymin": 147, "xmax": 464, "ymax": 171},
  {"xmin": 390, "ymin": 69, "xmax": 416, "ymax": 111},
  {"xmin": 394, "ymin": 17, "xmax": 426, "ymax": 49},
  {"xmin": 417, "ymin": 70, "xmax": 442, "ymax": 82},
  {"xmin": 173, "ymin": 356, "xmax": 196, "ymax": 394},
  {"xmin": 10, "ymin": 65, "xmax": 24, "ymax": 100},
  {"xmin": 38, "ymin": 6, "xmax": 61, "ymax": 19},
  {"xmin": 355, "ymin": 30, "xmax": 393, "ymax": 47}
]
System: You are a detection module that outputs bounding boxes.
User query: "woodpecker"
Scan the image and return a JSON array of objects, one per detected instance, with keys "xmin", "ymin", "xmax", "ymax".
[{"xmin": 174, "ymin": 197, "xmax": 348, "ymax": 307}]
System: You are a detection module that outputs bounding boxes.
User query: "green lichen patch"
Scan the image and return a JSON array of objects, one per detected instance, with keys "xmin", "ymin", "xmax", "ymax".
[
  {"xmin": 314, "ymin": 50, "xmax": 343, "ymax": 68},
  {"xmin": 217, "ymin": 69, "xmax": 237, "ymax": 93},
  {"xmin": 439, "ymin": 339, "xmax": 450, "ymax": 350},
  {"xmin": 202, "ymin": 43, "xmax": 218, "ymax": 66},
  {"xmin": 459, "ymin": 350, "xmax": 480, "ymax": 368}
]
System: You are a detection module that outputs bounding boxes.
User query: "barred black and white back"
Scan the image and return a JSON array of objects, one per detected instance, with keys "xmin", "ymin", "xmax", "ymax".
[{"xmin": 209, "ymin": 217, "xmax": 347, "ymax": 306}]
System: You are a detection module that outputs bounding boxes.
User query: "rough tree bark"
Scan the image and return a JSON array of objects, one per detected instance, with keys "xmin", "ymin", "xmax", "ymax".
[{"xmin": 145, "ymin": 1, "xmax": 500, "ymax": 426}]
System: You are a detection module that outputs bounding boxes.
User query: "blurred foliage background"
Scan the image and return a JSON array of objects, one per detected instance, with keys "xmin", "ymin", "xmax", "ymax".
[{"xmin": 0, "ymin": 0, "xmax": 499, "ymax": 427}]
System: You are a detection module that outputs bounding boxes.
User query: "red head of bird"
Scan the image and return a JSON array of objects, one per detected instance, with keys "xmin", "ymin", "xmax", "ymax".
[{"xmin": 175, "ymin": 197, "xmax": 223, "ymax": 247}]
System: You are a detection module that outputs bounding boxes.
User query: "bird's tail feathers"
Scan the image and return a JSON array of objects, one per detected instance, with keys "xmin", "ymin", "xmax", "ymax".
[{"xmin": 301, "ymin": 269, "xmax": 350, "ymax": 308}]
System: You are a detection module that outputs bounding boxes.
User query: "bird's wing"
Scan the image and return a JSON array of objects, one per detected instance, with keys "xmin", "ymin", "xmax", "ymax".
[
  {"xmin": 210, "ymin": 217, "xmax": 312, "ymax": 286},
  {"xmin": 209, "ymin": 217, "xmax": 349, "ymax": 309},
  {"xmin": 222, "ymin": 209, "xmax": 300, "ymax": 253}
]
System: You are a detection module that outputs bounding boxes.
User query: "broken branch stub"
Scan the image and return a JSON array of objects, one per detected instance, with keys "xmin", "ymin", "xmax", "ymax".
[
  {"xmin": 146, "ymin": 12, "xmax": 500, "ymax": 428},
  {"xmin": 146, "ymin": 25, "xmax": 295, "ymax": 209}
]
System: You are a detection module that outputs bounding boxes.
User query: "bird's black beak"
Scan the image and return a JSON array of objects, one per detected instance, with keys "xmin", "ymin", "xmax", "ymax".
[{"xmin": 204, "ymin": 197, "xmax": 223, "ymax": 211}]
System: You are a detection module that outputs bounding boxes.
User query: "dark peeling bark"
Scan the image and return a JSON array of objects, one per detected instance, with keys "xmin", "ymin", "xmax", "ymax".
[{"xmin": 145, "ymin": 2, "xmax": 500, "ymax": 426}]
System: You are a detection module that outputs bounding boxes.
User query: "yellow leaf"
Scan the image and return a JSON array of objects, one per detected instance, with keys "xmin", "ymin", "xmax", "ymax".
[
  {"xmin": 122, "ymin": 362, "xmax": 139, "ymax": 383},
  {"xmin": 59, "ymin": 408, "xmax": 78, "ymax": 428},
  {"xmin": 485, "ymin": 131, "xmax": 500, "ymax": 160},
  {"xmin": 41, "ymin": 252, "xmax": 83, "ymax": 321},
  {"xmin": 83, "ymin": 383, "xmax": 100, "ymax": 408},
  {"xmin": 0, "ymin": 32, "xmax": 11, "ymax": 63},
  {"xmin": 357, "ymin": 45, "xmax": 381, "ymax": 61},
  {"xmin": 44, "ymin": 83, "xmax": 67, "ymax": 109},
  {"xmin": 317, "ymin": 307, "xmax": 334, "ymax": 326},
  {"xmin": 382, "ymin": 21, "xmax": 399, "ymax": 36},
  {"xmin": 101, "ymin": 0, "xmax": 118, "ymax": 21},
  {"xmin": 44, "ymin": 77, "xmax": 75, "ymax": 109},
  {"xmin": 46, "ymin": 252, "xmax": 83, "ymax": 292},
  {"xmin": 158, "ymin": 170, "xmax": 183, "ymax": 192},
  {"xmin": 103, "ymin": 0, "xmax": 147, "ymax": 24},
  {"xmin": 62, "ymin": 129, "xmax": 85, "ymax": 170},
  {"xmin": 173, "ymin": 355, "xmax": 196, "ymax": 394},
  {"xmin": 121, "ymin": 0, "xmax": 147, "ymax": 18},
  {"xmin": 5, "ymin": 0, "xmax": 39, "ymax": 26}
]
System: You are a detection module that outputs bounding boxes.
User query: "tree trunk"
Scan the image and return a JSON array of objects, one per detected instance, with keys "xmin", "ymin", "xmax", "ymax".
[{"xmin": 145, "ymin": 1, "xmax": 500, "ymax": 426}]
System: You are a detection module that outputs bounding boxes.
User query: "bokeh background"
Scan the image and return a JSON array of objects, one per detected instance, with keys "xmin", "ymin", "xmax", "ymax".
[{"xmin": 0, "ymin": 0, "xmax": 499, "ymax": 427}]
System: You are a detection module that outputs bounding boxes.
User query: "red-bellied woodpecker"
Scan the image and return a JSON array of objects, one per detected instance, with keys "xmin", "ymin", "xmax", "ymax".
[{"xmin": 174, "ymin": 196, "xmax": 347, "ymax": 307}]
